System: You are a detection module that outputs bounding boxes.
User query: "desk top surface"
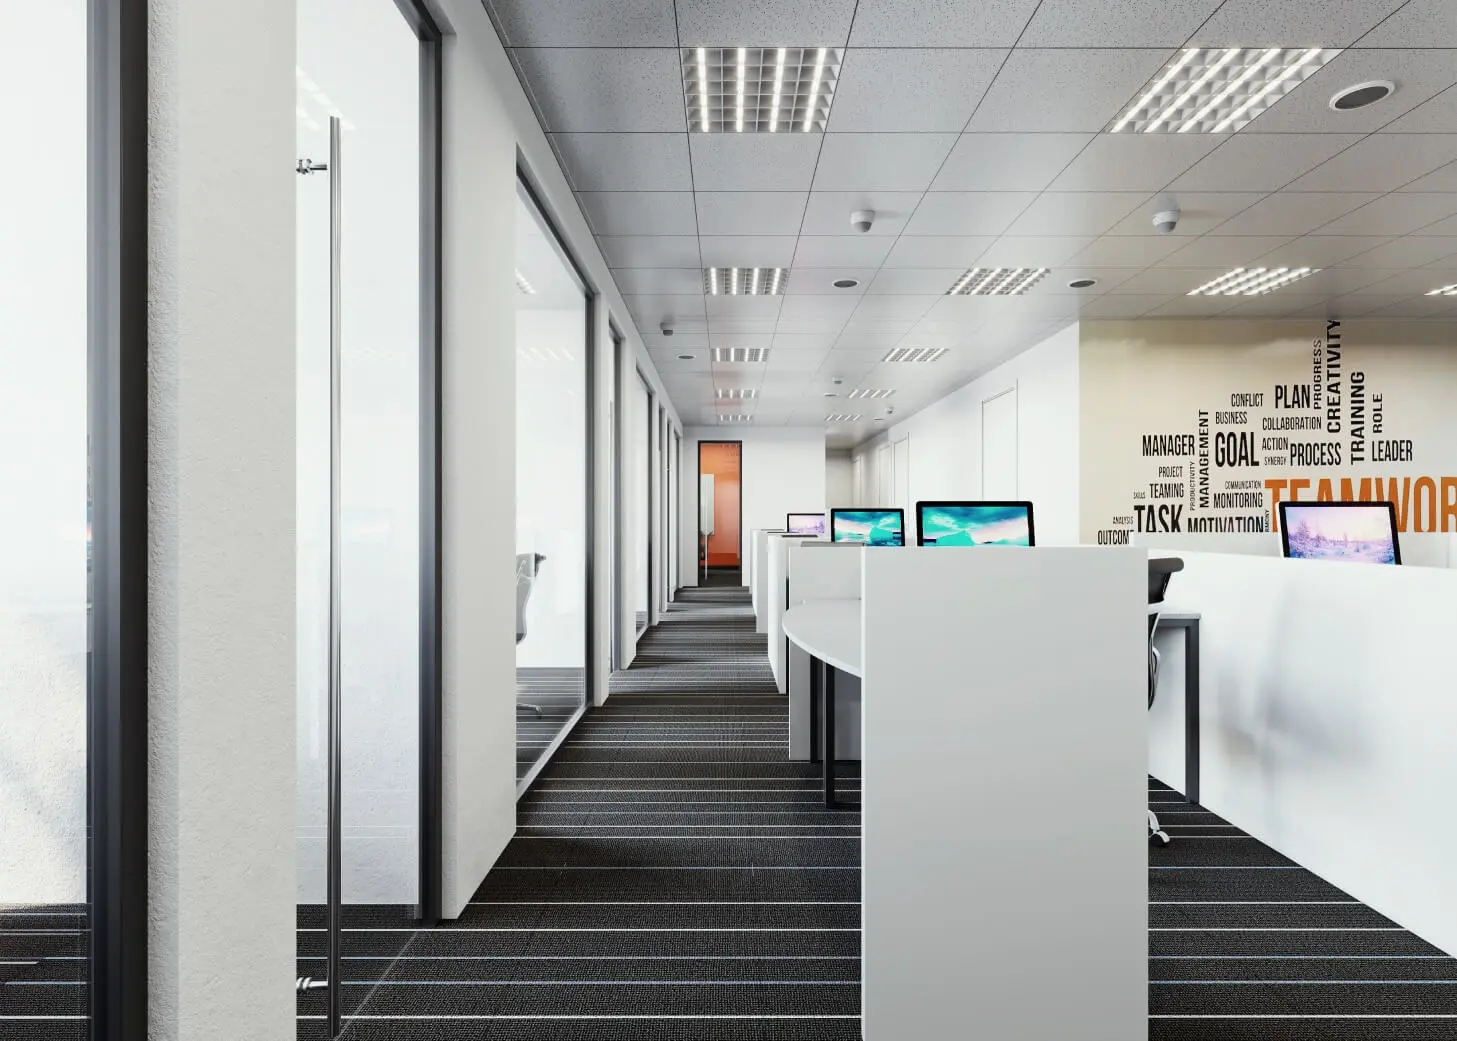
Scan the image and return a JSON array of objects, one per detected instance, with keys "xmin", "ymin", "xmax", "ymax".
[{"xmin": 782, "ymin": 599, "xmax": 863, "ymax": 677}]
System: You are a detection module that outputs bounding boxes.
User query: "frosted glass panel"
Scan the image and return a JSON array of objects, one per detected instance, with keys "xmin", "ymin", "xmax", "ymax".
[{"xmin": 0, "ymin": 1, "xmax": 90, "ymax": 1032}]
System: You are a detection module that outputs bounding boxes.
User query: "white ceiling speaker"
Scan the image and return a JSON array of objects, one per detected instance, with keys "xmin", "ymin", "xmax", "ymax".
[
  {"xmin": 850, "ymin": 209, "xmax": 875, "ymax": 233},
  {"xmin": 1330, "ymin": 80, "xmax": 1394, "ymax": 111}
]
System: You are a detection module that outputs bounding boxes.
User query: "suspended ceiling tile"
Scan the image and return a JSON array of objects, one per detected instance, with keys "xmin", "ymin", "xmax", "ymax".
[
  {"xmin": 1358, "ymin": 0, "xmax": 1457, "ymax": 47},
  {"xmin": 1049, "ymin": 134, "xmax": 1225, "ymax": 192},
  {"xmin": 599, "ymin": 235, "xmax": 703, "ymax": 269},
  {"xmin": 698, "ymin": 235, "xmax": 800, "ymax": 267},
  {"xmin": 792, "ymin": 235, "xmax": 897, "ymax": 267},
  {"xmin": 1255, "ymin": 235, "xmax": 1394, "ymax": 267},
  {"xmin": 489, "ymin": 0, "xmax": 677, "ymax": 46},
  {"xmin": 778, "ymin": 294, "xmax": 863, "ymax": 323},
  {"xmin": 613, "ymin": 268, "xmax": 707, "ymax": 296},
  {"xmin": 1168, "ymin": 134, "xmax": 1365, "ymax": 192},
  {"xmin": 578, "ymin": 191, "xmax": 698, "ymax": 236},
  {"xmin": 933, "ymin": 133, "xmax": 1095, "ymax": 192},
  {"xmin": 798, "ymin": 191, "xmax": 925, "ymax": 236},
  {"xmin": 1190, "ymin": 0, "xmax": 1407, "ymax": 48},
  {"xmin": 1103, "ymin": 193, "xmax": 1265, "ymax": 237},
  {"xmin": 1003, "ymin": 191, "xmax": 1150, "ymax": 237},
  {"xmin": 694, "ymin": 192, "xmax": 810, "ymax": 236},
  {"xmin": 1336, "ymin": 236, "xmax": 1457, "ymax": 268},
  {"xmin": 552, "ymin": 133, "xmax": 692, "ymax": 192},
  {"xmin": 810, "ymin": 133, "xmax": 959, "ymax": 192},
  {"xmin": 881, "ymin": 235, "xmax": 997, "ymax": 268},
  {"xmin": 974, "ymin": 234, "xmax": 1098, "ymax": 267},
  {"xmin": 965, "ymin": 49, "xmax": 1173, "ymax": 133},
  {"xmin": 674, "ymin": 0, "xmax": 858, "ymax": 47},
  {"xmin": 865, "ymin": 268, "xmax": 966, "ymax": 295},
  {"xmin": 513, "ymin": 48, "xmax": 687, "ymax": 132},
  {"xmin": 903, "ymin": 192, "xmax": 1037, "ymax": 236},
  {"xmin": 849, "ymin": 0, "xmax": 1040, "ymax": 46},
  {"xmin": 1316, "ymin": 193, "xmax": 1457, "ymax": 235},
  {"xmin": 1210, "ymin": 192, "xmax": 1379, "ymax": 236},
  {"xmin": 1286, "ymin": 134, "xmax": 1457, "ymax": 192},
  {"xmin": 1161, "ymin": 235, "xmax": 1297, "ymax": 267},
  {"xmin": 688, "ymin": 134, "xmax": 823, "ymax": 192},
  {"xmin": 828, "ymin": 49, "xmax": 1007, "ymax": 132},
  {"xmin": 783, "ymin": 269, "xmax": 877, "ymax": 295},
  {"xmin": 1381, "ymin": 86, "xmax": 1457, "ymax": 132},
  {"xmin": 1018, "ymin": 0, "xmax": 1221, "ymax": 46},
  {"xmin": 1399, "ymin": 161, "xmax": 1457, "ymax": 193}
]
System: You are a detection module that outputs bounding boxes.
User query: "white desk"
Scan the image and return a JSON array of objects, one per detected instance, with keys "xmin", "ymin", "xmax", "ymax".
[{"xmin": 782, "ymin": 600, "xmax": 861, "ymax": 676}]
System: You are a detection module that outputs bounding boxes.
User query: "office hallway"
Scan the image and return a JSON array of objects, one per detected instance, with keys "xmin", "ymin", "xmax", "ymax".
[{"xmin": 335, "ymin": 585, "xmax": 861, "ymax": 1039}]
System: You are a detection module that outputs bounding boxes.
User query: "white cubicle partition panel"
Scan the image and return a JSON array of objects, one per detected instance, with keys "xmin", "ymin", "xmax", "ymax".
[
  {"xmin": 862, "ymin": 547, "xmax": 1146, "ymax": 1040},
  {"xmin": 1150, "ymin": 550, "xmax": 1457, "ymax": 958},
  {"xmin": 764, "ymin": 535, "xmax": 796, "ymax": 692}
]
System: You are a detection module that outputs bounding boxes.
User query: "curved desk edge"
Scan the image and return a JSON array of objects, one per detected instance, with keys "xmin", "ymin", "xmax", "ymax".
[{"xmin": 782, "ymin": 599, "xmax": 863, "ymax": 678}]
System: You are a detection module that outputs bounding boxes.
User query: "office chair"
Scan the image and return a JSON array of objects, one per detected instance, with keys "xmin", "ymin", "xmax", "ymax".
[
  {"xmin": 1147, "ymin": 556, "xmax": 1184, "ymax": 847},
  {"xmin": 516, "ymin": 552, "xmax": 547, "ymax": 718}
]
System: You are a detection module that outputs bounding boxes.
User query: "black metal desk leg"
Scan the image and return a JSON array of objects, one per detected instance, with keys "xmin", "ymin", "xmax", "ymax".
[
  {"xmin": 1185, "ymin": 620, "xmax": 1200, "ymax": 805},
  {"xmin": 822, "ymin": 660, "xmax": 836, "ymax": 808},
  {"xmin": 809, "ymin": 653, "xmax": 820, "ymax": 764}
]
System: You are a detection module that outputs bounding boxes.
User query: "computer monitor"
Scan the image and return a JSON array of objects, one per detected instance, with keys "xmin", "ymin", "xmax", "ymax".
[
  {"xmin": 830, "ymin": 508, "xmax": 905, "ymax": 547},
  {"xmin": 1279, "ymin": 501, "xmax": 1400, "ymax": 564},
  {"xmin": 916, "ymin": 501, "xmax": 1035, "ymax": 547},
  {"xmin": 786, "ymin": 512, "xmax": 826, "ymax": 536}
]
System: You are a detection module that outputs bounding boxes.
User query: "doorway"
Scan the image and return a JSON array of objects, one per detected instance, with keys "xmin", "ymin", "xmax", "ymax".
[{"xmin": 697, "ymin": 441, "xmax": 742, "ymax": 587}]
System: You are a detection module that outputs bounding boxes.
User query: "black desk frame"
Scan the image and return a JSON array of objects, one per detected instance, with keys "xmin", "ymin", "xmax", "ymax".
[{"xmin": 807, "ymin": 655, "xmax": 844, "ymax": 809}]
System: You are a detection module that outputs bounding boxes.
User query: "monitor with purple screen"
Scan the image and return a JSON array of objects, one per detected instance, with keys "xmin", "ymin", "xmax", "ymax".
[
  {"xmin": 786, "ymin": 512, "xmax": 826, "ymax": 536},
  {"xmin": 1279, "ymin": 501, "xmax": 1401, "ymax": 565}
]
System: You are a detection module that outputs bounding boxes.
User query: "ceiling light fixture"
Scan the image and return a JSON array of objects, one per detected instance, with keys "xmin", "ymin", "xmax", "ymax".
[
  {"xmin": 677, "ymin": 353, "xmax": 695, "ymax": 360},
  {"xmin": 883, "ymin": 346, "xmax": 948, "ymax": 363},
  {"xmin": 825, "ymin": 413, "xmax": 862, "ymax": 423},
  {"xmin": 696, "ymin": 48, "xmax": 710, "ymax": 132},
  {"xmin": 735, "ymin": 47, "xmax": 746, "ymax": 133},
  {"xmin": 712, "ymin": 347, "xmax": 770, "ymax": 363},
  {"xmin": 702, "ymin": 267, "xmax": 788, "ymax": 295},
  {"xmin": 832, "ymin": 278, "xmax": 860, "ymax": 289},
  {"xmin": 1111, "ymin": 46, "xmax": 1338, "ymax": 134},
  {"xmin": 718, "ymin": 413, "xmax": 753, "ymax": 423},
  {"xmin": 805, "ymin": 47, "xmax": 827, "ymax": 132},
  {"xmin": 716, "ymin": 387, "xmax": 758, "ymax": 399},
  {"xmin": 946, "ymin": 268, "xmax": 1048, "ymax": 296},
  {"xmin": 1188, "ymin": 266, "xmax": 1319, "ymax": 296},
  {"xmin": 514, "ymin": 271, "xmax": 536, "ymax": 295},
  {"xmin": 1424, "ymin": 284, "xmax": 1457, "ymax": 297},
  {"xmin": 770, "ymin": 48, "xmax": 786, "ymax": 132},
  {"xmin": 683, "ymin": 48, "xmax": 840, "ymax": 133},
  {"xmin": 847, "ymin": 388, "xmax": 895, "ymax": 399},
  {"xmin": 1331, "ymin": 80, "xmax": 1395, "ymax": 111},
  {"xmin": 1067, "ymin": 278, "xmax": 1098, "ymax": 289}
]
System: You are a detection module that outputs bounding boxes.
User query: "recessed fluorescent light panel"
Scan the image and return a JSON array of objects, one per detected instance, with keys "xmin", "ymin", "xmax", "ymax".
[
  {"xmin": 718, "ymin": 413, "xmax": 753, "ymax": 423},
  {"xmin": 1426, "ymin": 284, "xmax": 1457, "ymax": 297},
  {"xmin": 947, "ymin": 268, "xmax": 1048, "ymax": 296},
  {"xmin": 712, "ymin": 347, "xmax": 770, "ymax": 363},
  {"xmin": 704, "ymin": 267, "xmax": 788, "ymax": 295},
  {"xmin": 825, "ymin": 413, "xmax": 862, "ymax": 423},
  {"xmin": 847, "ymin": 388, "xmax": 895, "ymax": 399},
  {"xmin": 883, "ymin": 346, "xmax": 948, "ymax": 364},
  {"xmin": 682, "ymin": 47, "xmax": 840, "ymax": 133},
  {"xmin": 514, "ymin": 271, "xmax": 536, "ymax": 296},
  {"xmin": 1111, "ymin": 47, "xmax": 1339, "ymax": 133},
  {"xmin": 1188, "ymin": 267, "xmax": 1319, "ymax": 296},
  {"xmin": 715, "ymin": 387, "xmax": 758, "ymax": 399}
]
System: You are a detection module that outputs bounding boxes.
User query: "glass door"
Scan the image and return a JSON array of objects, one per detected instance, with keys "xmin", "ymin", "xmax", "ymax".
[{"xmin": 297, "ymin": 1, "xmax": 428, "ymax": 1035}]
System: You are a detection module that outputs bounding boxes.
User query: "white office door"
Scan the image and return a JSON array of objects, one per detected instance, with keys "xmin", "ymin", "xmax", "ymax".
[
  {"xmin": 892, "ymin": 436, "xmax": 910, "ymax": 514},
  {"xmin": 876, "ymin": 443, "xmax": 892, "ymax": 504},
  {"xmin": 982, "ymin": 387, "xmax": 1018, "ymax": 498}
]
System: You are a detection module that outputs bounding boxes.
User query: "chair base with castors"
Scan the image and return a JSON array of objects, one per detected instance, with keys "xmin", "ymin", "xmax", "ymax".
[{"xmin": 1149, "ymin": 808, "xmax": 1170, "ymax": 845}]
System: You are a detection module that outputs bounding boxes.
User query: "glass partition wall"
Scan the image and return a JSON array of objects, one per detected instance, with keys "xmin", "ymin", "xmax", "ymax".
[
  {"xmin": 296, "ymin": 0, "xmax": 439, "ymax": 1035},
  {"xmin": 515, "ymin": 181, "xmax": 591, "ymax": 784},
  {"xmin": 632, "ymin": 377, "xmax": 652, "ymax": 637}
]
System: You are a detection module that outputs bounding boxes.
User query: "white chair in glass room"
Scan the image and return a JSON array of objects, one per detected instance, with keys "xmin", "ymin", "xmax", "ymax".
[
  {"xmin": 1147, "ymin": 556, "xmax": 1184, "ymax": 847},
  {"xmin": 516, "ymin": 552, "xmax": 546, "ymax": 718}
]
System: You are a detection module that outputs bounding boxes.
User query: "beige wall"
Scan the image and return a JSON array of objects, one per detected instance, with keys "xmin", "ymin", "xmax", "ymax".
[{"xmin": 1079, "ymin": 320, "xmax": 1457, "ymax": 544}]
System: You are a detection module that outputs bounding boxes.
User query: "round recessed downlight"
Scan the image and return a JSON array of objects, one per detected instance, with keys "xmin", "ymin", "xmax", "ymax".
[
  {"xmin": 1330, "ymin": 80, "xmax": 1394, "ymax": 111},
  {"xmin": 677, "ymin": 353, "xmax": 694, "ymax": 360},
  {"xmin": 1067, "ymin": 278, "xmax": 1098, "ymax": 289},
  {"xmin": 832, "ymin": 278, "xmax": 860, "ymax": 289}
]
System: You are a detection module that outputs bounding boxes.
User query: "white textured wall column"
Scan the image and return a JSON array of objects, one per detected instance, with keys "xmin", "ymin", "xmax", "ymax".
[
  {"xmin": 147, "ymin": 0, "xmax": 296, "ymax": 1036},
  {"xmin": 436, "ymin": 3, "xmax": 518, "ymax": 917}
]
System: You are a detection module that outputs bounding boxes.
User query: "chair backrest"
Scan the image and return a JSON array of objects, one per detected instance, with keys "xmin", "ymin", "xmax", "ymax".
[
  {"xmin": 1148, "ymin": 556, "xmax": 1184, "ymax": 606},
  {"xmin": 515, "ymin": 553, "xmax": 546, "ymax": 642}
]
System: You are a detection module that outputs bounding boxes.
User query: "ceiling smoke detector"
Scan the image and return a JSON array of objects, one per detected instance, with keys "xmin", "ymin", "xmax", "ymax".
[{"xmin": 1330, "ymin": 80, "xmax": 1394, "ymax": 111}]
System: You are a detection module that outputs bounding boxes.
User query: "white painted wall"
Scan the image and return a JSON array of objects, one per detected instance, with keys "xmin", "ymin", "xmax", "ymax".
[
  {"xmin": 825, "ymin": 450, "xmax": 853, "ymax": 510},
  {"xmin": 678, "ymin": 427, "xmax": 828, "ymax": 586},
  {"xmin": 853, "ymin": 322, "xmax": 1081, "ymax": 545},
  {"xmin": 432, "ymin": 0, "xmax": 682, "ymax": 909},
  {"xmin": 148, "ymin": 0, "xmax": 297, "ymax": 1034}
]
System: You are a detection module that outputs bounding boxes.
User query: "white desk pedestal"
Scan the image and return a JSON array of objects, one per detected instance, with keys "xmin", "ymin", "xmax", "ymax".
[{"xmin": 862, "ymin": 548, "xmax": 1147, "ymax": 1040}]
